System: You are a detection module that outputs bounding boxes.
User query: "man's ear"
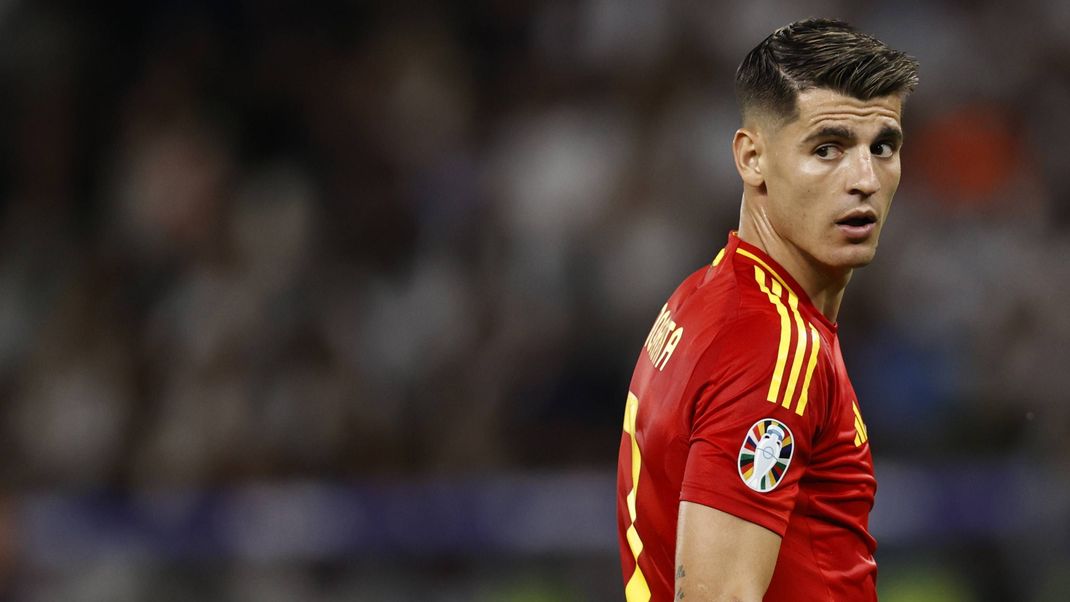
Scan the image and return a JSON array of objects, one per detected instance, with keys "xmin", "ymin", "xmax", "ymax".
[{"xmin": 733, "ymin": 127, "xmax": 765, "ymax": 188}]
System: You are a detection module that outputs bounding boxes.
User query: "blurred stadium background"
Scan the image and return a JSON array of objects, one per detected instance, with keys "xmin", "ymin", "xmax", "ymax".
[{"xmin": 0, "ymin": 0, "xmax": 1066, "ymax": 600}]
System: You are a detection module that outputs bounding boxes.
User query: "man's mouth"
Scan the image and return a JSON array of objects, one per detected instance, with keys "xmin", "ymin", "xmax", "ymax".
[
  {"xmin": 836, "ymin": 214, "xmax": 877, "ymax": 227},
  {"xmin": 835, "ymin": 212, "xmax": 878, "ymax": 240}
]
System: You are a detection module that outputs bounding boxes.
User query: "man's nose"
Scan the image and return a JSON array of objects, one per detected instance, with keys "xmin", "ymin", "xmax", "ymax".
[{"xmin": 848, "ymin": 150, "xmax": 881, "ymax": 197}]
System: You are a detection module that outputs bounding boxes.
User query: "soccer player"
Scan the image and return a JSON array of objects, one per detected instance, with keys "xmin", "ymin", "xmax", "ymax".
[{"xmin": 616, "ymin": 19, "xmax": 919, "ymax": 601}]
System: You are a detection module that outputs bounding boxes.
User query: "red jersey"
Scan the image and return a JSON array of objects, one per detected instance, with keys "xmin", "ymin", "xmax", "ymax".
[{"xmin": 617, "ymin": 232, "xmax": 877, "ymax": 601}]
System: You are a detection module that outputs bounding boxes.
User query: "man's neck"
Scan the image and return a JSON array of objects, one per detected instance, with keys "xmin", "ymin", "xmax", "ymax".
[{"xmin": 737, "ymin": 210, "xmax": 851, "ymax": 323}]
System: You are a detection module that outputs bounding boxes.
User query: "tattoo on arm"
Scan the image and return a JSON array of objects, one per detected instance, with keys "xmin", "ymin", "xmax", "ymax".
[
  {"xmin": 676, "ymin": 588, "xmax": 685, "ymax": 600},
  {"xmin": 675, "ymin": 565, "xmax": 685, "ymax": 599}
]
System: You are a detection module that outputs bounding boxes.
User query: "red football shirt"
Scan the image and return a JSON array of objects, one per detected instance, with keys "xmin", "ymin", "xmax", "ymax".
[{"xmin": 617, "ymin": 232, "xmax": 877, "ymax": 601}]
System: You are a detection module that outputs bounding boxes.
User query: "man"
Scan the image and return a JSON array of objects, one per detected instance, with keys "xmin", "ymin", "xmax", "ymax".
[{"xmin": 616, "ymin": 19, "xmax": 919, "ymax": 601}]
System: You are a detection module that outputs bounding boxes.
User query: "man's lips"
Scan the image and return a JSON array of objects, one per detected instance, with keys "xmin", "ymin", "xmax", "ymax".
[
  {"xmin": 835, "ymin": 210, "xmax": 878, "ymax": 227},
  {"xmin": 835, "ymin": 211, "xmax": 878, "ymax": 240}
]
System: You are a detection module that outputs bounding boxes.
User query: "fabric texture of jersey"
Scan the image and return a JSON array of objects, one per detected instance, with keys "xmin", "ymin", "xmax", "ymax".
[{"xmin": 616, "ymin": 232, "xmax": 877, "ymax": 601}]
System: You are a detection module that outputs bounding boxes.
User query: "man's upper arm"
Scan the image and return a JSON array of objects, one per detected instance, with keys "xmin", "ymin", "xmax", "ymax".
[
  {"xmin": 676, "ymin": 501, "xmax": 780, "ymax": 601},
  {"xmin": 674, "ymin": 306, "xmax": 828, "ymax": 599},
  {"xmin": 681, "ymin": 307, "xmax": 827, "ymax": 533}
]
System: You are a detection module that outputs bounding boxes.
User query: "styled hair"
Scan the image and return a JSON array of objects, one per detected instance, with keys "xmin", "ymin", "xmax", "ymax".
[{"xmin": 735, "ymin": 18, "xmax": 919, "ymax": 124}]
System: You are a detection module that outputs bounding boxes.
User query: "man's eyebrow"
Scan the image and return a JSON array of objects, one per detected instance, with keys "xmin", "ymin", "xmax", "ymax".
[
  {"xmin": 802, "ymin": 125, "xmax": 904, "ymax": 145},
  {"xmin": 802, "ymin": 126, "xmax": 854, "ymax": 144},
  {"xmin": 877, "ymin": 126, "xmax": 904, "ymax": 146}
]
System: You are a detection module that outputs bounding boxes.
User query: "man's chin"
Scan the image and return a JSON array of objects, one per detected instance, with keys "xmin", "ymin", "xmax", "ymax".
[
  {"xmin": 826, "ymin": 244, "xmax": 878, "ymax": 271},
  {"xmin": 840, "ymin": 247, "xmax": 877, "ymax": 269}
]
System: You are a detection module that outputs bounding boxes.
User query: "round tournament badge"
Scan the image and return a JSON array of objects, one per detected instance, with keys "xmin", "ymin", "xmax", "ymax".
[{"xmin": 737, "ymin": 418, "xmax": 794, "ymax": 493}]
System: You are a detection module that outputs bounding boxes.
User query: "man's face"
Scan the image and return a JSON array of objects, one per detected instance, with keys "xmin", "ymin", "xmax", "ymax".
[{"xmin": 757, "ymin": 89, "xmax": 904, "ymax": 271}]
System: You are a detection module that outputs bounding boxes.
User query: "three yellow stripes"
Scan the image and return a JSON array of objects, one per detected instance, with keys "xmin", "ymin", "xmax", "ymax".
[
  {"xmin": 754, "ymin": 271, "xmax": 792, "ymax": 404},
  {"xmin": 752, "ymin": 265, "xmax": 821, "ymax": 416},
  {"xmin": 622, "ymin": 393, "xmax": 650, "ymax": 602},
  {"xmin": 852, "ymin": 401, "xmax": 869, "ymax": 447}
]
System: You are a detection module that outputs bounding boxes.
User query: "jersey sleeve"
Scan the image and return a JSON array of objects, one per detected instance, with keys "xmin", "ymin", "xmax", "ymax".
[{"xmin": 680, "ymin": 309, "xmax": 829, "ymax": 537}]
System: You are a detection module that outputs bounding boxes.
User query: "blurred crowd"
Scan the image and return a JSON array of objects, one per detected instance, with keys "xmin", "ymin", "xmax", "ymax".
[{"xmin": 0, "ymin": 0, "xmax": 1068, "ymax": 600}]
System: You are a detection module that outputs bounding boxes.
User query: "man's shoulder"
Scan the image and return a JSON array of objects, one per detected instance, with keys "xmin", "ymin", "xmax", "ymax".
[
  {"xmin": 665, "ymin": 257, "xmax": 796, "ymax": 337},
  {"xmin": 651, "ymin": 264, "xmax": 785, "ymax": 368},
  {"xmin": 700, "ymin": 269, "xmax": 790, "ymax": 349},
  {"xmin": 694, "ymin": 280, "xmax": 830, "ymax": 393}
]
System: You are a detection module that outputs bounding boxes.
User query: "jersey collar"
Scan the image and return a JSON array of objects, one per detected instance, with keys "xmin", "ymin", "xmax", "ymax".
[{"xmin": 724, "ymin": 231, "xmax": 837, "ymax": 332}]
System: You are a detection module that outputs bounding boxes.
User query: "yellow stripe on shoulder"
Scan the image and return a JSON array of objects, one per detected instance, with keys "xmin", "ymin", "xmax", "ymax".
[
  {"xmin": 781, "ymin": 292, "xmax": 808, "ymax": 410},
  {"xmin": 752, "ymin": 265, "xmax": 825, "ymax": 417},
  {"xmin": 753, "ymin": 266, "xmax": 792, "ymax": 406},
  {"xmin": 712, "ymin": 247, "xmax": 726, "ymax": 267},
  {"xmin": 736, "ymin": 248, "xmax": 798, "ymax": 299},
  {"xmin": 795, "ymin": 323, "xmax": 822, "ymax": 416}
]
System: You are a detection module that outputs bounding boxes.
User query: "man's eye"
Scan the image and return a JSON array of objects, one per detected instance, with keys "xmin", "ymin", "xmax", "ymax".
[
  {"xmin": 815, "ymin": 145, "xmax": 840, "ymax": 159},
  {"xmin": 871, "ymin": 142, "xmax": 895, "ymax": 157}
]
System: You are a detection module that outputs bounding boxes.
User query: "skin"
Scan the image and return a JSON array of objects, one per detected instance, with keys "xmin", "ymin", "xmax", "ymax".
[
  {"xmin": 676, "ymin": 501, "xmax": 780, "ymax": 601},
  {"xmin": 675, "ymin": 89, "xmax": 906, "ymax": 600},
  {"xmin": 734, "ymin": 88, "xmax": 905, "ymax": 322}
]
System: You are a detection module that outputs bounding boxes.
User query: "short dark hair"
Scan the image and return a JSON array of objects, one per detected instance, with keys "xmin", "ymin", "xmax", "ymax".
[{"xmin": 735, "ymin": 18, "xmax": 919, "ymax": 124}]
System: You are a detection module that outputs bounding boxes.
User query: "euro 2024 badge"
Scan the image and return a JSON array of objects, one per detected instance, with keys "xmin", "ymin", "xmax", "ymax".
[{"xmin": 738, "ymin": 418, "xmax": 794, "ymax": 493}]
